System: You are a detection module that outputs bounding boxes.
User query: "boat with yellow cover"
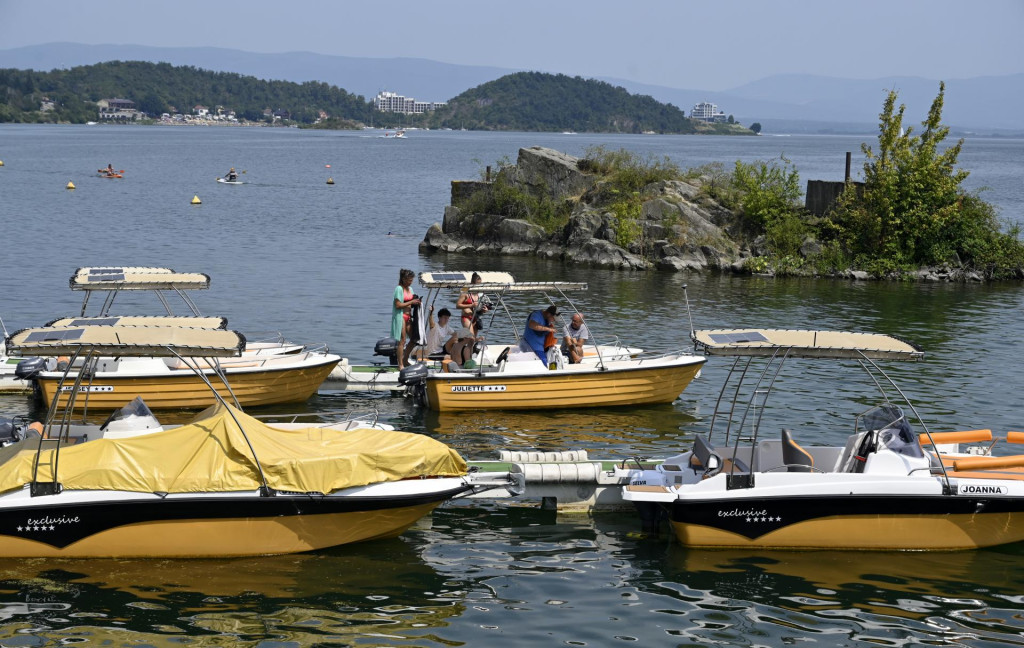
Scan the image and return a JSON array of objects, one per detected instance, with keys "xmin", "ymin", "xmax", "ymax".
[
  {"xmin": 0, "ymin": 324, "xmax": 511, "ymax": 558},
  {"xmin": 621, "ymin": 328, "xmax": 1024, "ymax": 550},
  {"xmin": 399, "ymin": 273, "xmax": 704, "ymax": 411}
]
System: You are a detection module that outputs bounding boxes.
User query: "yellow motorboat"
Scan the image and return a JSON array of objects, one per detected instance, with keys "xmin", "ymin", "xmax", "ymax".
[{"xmin": 399, "ymin": 271, "xmax": 705, "ymax": 412}]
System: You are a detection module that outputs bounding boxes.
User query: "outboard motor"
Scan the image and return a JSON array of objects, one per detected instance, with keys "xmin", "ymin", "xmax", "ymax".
[
  {"xmin": 0, "ymin": 417, "xmax": 29, "ymax": 447},
  {"xmin": 374, "ymin": 337, "xmax": 399, "ymax": 366},
  {"xmin": 14, "ymin": 357, "xmax": 47, "ymax": 380},
  {"xmin": 398, "ymin": 363, "xmax": 428, "ymax": 406}
]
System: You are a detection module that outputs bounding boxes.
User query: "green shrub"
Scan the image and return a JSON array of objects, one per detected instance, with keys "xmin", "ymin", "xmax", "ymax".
[
  {"xmin": 583, "ymin": 145, "xmax": 681, "ymax": 193},
  {"xmin": 731, "ymin": 157, "xmax": 802, "ymax": 232}
]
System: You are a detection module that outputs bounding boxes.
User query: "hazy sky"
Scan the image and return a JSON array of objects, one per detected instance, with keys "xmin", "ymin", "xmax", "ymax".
[{"xmin": 1, "ymin": 0, "xmax": 1021, "ymax": 90}]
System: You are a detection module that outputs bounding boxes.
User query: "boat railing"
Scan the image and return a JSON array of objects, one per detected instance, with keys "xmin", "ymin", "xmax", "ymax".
[
  {"xmin": 243, "ymin": 330, "xmax": 289, "ymax": 346},
  {"xmin": 252, "ymin": 409, "xmax": 383, "ymax": 429}
]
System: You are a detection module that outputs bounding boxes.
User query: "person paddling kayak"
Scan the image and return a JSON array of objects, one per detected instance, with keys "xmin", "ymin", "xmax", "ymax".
[{"xmin": 225, "ymin": 168, "xmax": 238, "ymax": 182}]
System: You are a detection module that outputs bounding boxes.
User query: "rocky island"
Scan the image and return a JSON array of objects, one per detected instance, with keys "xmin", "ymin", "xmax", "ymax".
[
  {"xmin": 422, "ymin": 87, "xmax": 1024, "ymax": 281},
  {"xmin": 421, "ymin": 146, "xmax": 746, "ymax": 273}
]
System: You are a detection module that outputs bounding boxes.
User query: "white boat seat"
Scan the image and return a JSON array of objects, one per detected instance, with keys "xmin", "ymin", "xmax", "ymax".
[{"xmin": 782, "ymin": 429, "xmax": 814, "ymax": 472}]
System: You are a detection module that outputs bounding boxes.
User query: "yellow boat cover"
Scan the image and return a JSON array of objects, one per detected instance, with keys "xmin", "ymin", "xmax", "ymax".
[{"xmin": 0, "ymin": 404, "xmax": 466, "ymax": 495}]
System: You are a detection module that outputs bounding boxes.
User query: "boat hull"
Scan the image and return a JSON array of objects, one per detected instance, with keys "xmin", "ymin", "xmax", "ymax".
[
  {"xmin": 36, "ymin": 357, "xmax": 339, "ymax": 410},
  {"xmin": 424, "ymin": 356, "xmax": 705, "ymax": 411},
  {"xmin": 0, "ymin": 483, "xmax": 471, "ymax": 558},
  {"xmin": 668, "ymin": 493, "xmax": 1024, "ymax": 550}
]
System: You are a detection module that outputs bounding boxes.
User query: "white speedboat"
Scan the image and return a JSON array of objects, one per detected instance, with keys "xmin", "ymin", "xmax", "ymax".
[
  {"xmin": 621, "ymin": 329, "xmax": 1024, "ymax": 550},
  {"xmin": 0, "ymin": 323, "xmax": 512, "ymax": 558}
]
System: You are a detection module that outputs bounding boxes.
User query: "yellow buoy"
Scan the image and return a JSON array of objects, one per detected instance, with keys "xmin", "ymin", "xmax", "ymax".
[
  {"xmin": 66, "ymin": 181, "xmax": 75, "ymax": 190},
  {"xmin": 326, "ymin": 177, "xmax": 335, "ymax": 185},
  {"xmin": 0, "ymin": 160, "xmax": 5, "ymax": 166},
  {"xmin": 191, "ymin": 195, "xmax": 202, "ymax": 205}
]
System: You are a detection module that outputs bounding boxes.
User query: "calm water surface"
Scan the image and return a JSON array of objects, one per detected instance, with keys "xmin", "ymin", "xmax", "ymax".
[{"xmin": 1, "ymin": 125, "xmax": 1024, "ymax": 646}]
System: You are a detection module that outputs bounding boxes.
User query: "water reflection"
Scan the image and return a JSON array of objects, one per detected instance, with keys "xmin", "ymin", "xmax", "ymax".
[
  {"xmin": 425, "ymin": 404, "xmax": 700, "ymax": 457},
  {"xmin": 0, "ymin": 533, "xmax": 469, "ymax": 645}
]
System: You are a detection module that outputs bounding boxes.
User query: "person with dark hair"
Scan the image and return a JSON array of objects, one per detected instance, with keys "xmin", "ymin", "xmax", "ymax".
[
  {"xmin": 391, "ymin": 268, "xmax": 420, "ymax": 369},
  {"xmin": 522, "ymin": 305, "xmax": 559, "ymax": 363},
  {"xmin": 425, "ymin": 306, "xmax": 457, "ymax": 357},
  {"xmin": 455, "ymin": 272, "xmax": 485, "ymax": 329}
]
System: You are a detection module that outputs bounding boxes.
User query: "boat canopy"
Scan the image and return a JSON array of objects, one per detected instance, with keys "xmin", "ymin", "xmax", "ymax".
[
  {"xmin": 691, "ymin": 329, "xmax": 924, "ymax": 361},
  {"xmin": 5, "ymin": 325, "xmax": 245, "ymax": 358},
  {"xmin": 0, "ymin": 403, "xmax": 467, "ymax": 496},
  {"xmin": 45, "ymin": 315, "xmax": 228, "ymax": 330},
  {"xmin": 418, "ymin": 271, "xmax": 586, "ymax": 293},
  {"xmin": 419, "ymin": 270, "xmax": 517, "ymax": 287},
  {"xmin": 70, "ymin": 266, "xmax": 211, "ymax": 291}
]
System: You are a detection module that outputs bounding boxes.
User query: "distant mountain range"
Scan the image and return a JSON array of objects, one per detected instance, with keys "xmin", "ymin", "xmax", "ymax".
[{"xmin": 2, "ymin": 42, "xmax": 1021, "ymax": 134}]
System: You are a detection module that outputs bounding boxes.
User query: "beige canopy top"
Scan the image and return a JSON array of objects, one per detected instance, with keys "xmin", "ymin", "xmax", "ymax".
[
  {"xmin": 70, "ymin": 266, "xmax": 211, "ymax": 291},
  {"xmin": 418, "ymin": 271, "xmax": 587, "ymax": 293},
  {"xmin": 6, "ymin": 325, "xmax": 245, "ymax": 358},
  {"xmin": 46, "ymin": 315, "xmax": 228, "ymax": 330},
  {"xmin": 419, "ymin": 270, "xmax": 517, "ymax": 288},
  {"xmin": 691, "ymin": 329, "xmax": 924, "ymax": 361}
]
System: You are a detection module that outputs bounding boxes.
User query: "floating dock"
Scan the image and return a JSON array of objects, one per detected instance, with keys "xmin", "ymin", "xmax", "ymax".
[{"xmin": 466, "ymin": 450, "xmax": 654, "ymax": 512}]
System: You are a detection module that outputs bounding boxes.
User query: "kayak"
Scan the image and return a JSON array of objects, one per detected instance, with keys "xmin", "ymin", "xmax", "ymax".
[
  {"xmin": 97, "ymin": 172, "xmax": 123, "ymax": 178},
  {"xmin": 217, "ymin": 178, "xmax": 245, "ymax": 185}
]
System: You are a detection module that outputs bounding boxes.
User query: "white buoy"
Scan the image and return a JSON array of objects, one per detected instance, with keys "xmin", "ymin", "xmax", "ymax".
[
  {"xmin": 191, "ymin": 195, "xmax": 202, "ymax": 205},
  {"xmin": 66, "ymin": 181, "xmax": 75, "ymax": 190}
]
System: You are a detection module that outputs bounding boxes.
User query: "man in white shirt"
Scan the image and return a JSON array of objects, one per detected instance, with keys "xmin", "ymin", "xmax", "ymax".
[
  {"xmin": 562, "ymin": 313, "xmax": 589, "ymax": 364},
  {"xmin": 426, "ymin": 307, "xmax": 457, "ymax": 357}
]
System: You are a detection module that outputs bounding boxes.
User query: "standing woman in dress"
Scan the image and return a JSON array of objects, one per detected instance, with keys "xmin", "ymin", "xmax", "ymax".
[{"xmin": 392, "ymin": 268, "xmax": 420, "ymax": 369}]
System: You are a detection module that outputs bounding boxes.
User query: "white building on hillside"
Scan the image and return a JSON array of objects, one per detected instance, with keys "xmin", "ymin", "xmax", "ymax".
[
  {"xmin": 97, "ymin": 98, "xmax": 139, "ymax": 120},
  {"xmin": 374, "ymin": 91, "xmax": 447, "ymax": 114},
  {"xmin": 691, "ymin": 101, "xmax": 727, "ymax": 123}
]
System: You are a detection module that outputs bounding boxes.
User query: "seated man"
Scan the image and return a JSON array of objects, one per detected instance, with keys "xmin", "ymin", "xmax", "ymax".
[
  {"xmin": 562, "ymin": 313, "xmax": 589, "ymax": 364},
  {"xmin": 424, "ymin": 306, "xmax": 457, "ymax": 358},
  {"xmin": 444, "ymin": 327, "xmax": 478, "ymax": 371},
  {"xmin": 522, "ymin": 305, "xmax": 559, "ymax": 363}
]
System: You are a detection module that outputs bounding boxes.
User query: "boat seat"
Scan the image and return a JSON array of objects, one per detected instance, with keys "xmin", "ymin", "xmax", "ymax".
[
  {"xmin": 781, "ymin": 429, "xmax": 814, "ymax": 472},
  {"xmin": 688, "ymin": 435, "xmax": 749, "ymax": 477}
]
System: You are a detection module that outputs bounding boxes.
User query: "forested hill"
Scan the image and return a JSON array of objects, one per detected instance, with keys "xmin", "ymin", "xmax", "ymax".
[
  {"xmin": 423, "ymin": 72, "xmax": 738, "ymax": 134},
  {"xmin": 0, "ymin": 62, "xmax": 750, "ymax": 135},
  {"xmin": 0, "ymin": 60, "xmax": 371, "ymax": 124}
]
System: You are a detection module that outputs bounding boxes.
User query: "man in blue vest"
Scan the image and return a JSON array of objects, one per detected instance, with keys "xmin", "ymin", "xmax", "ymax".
[{"xmin": 522, "ymin": 305, "xmax": 559, "ymax": 362}]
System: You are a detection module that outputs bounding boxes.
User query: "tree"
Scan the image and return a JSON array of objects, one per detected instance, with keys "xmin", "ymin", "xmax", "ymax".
[
  {"xmin": 827, "ymin": 82, "xmax": 1019, "ymax": 274},
  {"xmin": 750, "ymin": 122, "xmax": 762, "ymax": 134}
]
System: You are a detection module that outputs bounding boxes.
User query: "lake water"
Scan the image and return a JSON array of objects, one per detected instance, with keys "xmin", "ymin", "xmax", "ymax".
[{"xmin": 1, "ymin": 124, "xmax": 1024, "ymax": 646}]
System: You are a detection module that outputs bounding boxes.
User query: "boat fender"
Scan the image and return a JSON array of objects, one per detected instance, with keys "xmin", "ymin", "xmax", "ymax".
[
  {"xmin": 512, "ymin": 462, "xmax": 603, "ymax": 484},
  {"xmin": 14, "ymin": 357, "xmax": 47, "ymax": 380},
  {"xmin": 398, "ymin": 363, "xmax": 428, "ymax": 386}
]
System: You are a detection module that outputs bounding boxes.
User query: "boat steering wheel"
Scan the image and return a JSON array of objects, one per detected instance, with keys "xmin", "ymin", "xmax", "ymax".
[{"xmin": 496, "ymin": 347, "xmax": 511, "ymax": 364}]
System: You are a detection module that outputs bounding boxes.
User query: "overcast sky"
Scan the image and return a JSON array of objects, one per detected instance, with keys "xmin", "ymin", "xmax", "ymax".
[{"xmin": 1, "ymin": 0, "xmax": 1021, "ymax": 91}]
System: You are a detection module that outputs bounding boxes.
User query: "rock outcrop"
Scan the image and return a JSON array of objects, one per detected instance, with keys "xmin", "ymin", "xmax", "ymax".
[
  {"xmin": 419, "ymin": 146, "xmax": 1006, "ymax": 282},
  {"xmin": 420, "ymin": 146, "xmax": 742, "ymax": 272}
]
